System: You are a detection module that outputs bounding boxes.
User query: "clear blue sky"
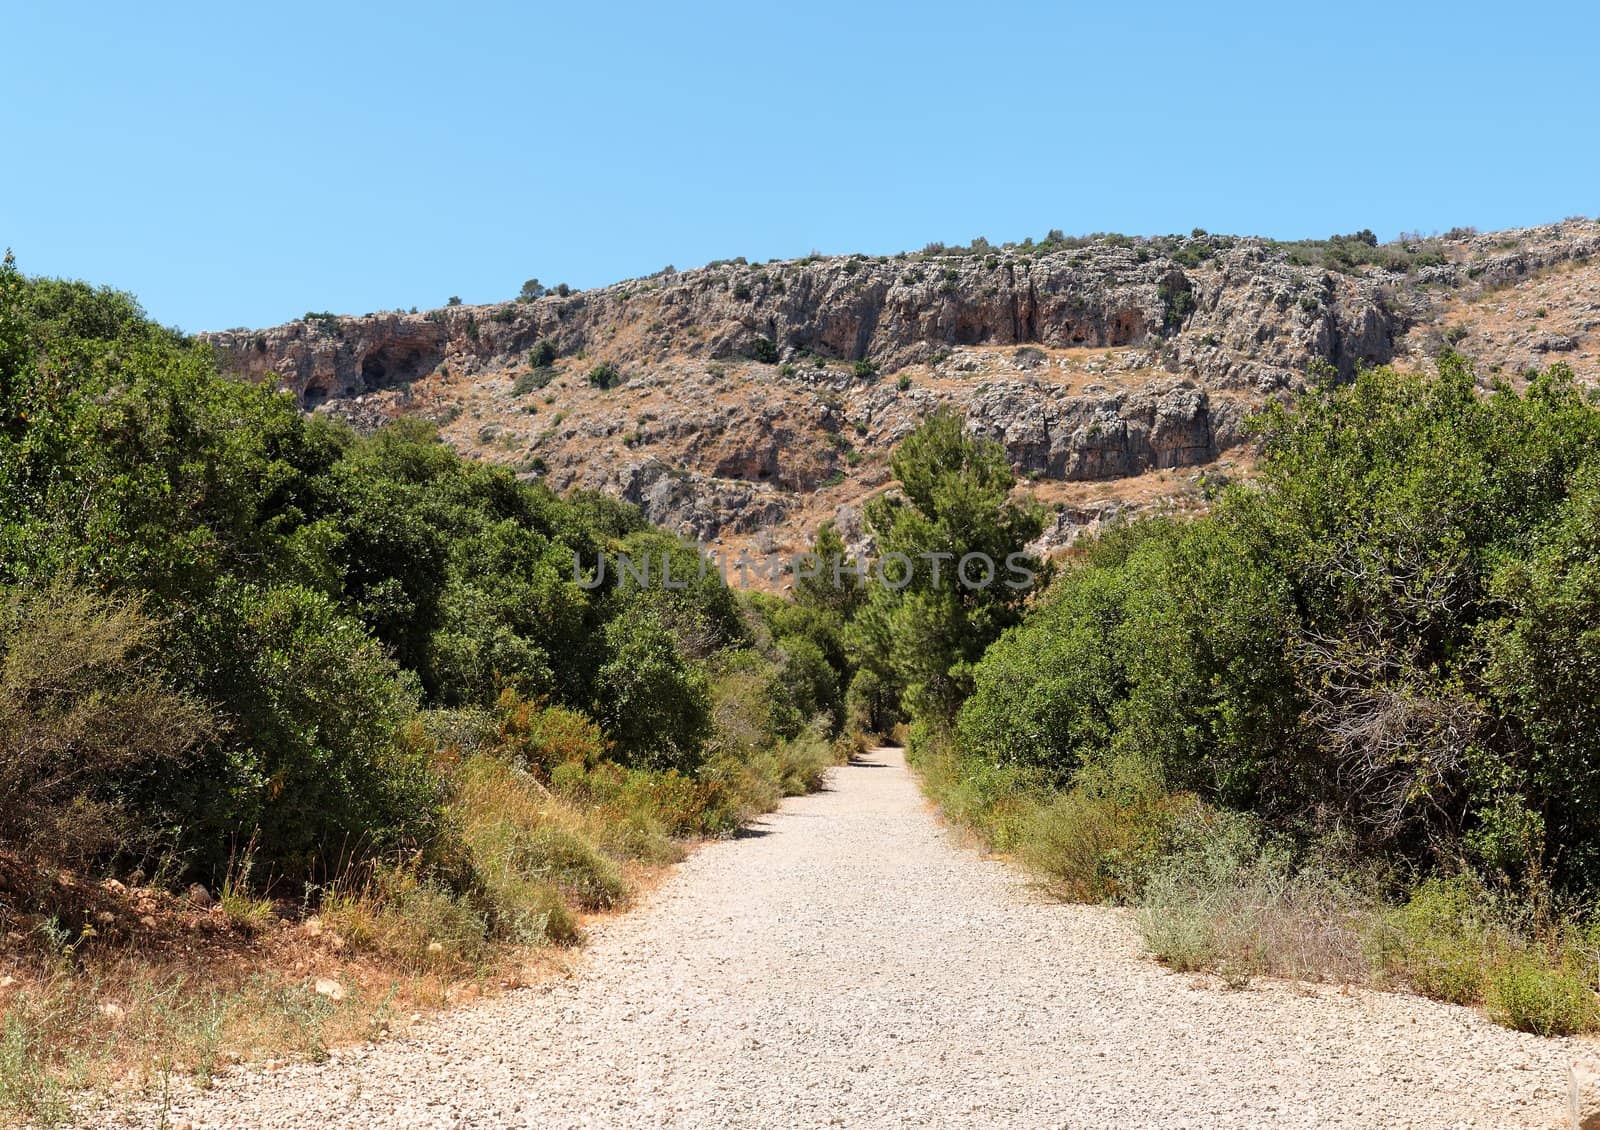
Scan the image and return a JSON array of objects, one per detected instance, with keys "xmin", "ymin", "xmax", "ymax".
[{"xmin": 4, "ymin": 1, "xmax": 1596, "ymax": 332}]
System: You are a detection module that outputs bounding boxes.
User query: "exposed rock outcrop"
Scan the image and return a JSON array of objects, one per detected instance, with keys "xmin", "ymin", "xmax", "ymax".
[
  {"xmin": 964, "ymin": 379, "xmax": 1241, "ymax": 480},
  {"xmin": 198, "ymin": 220, "xmax": 1600, "ymax": 556},
  {"xmin": 202, "ymin": 237, "xmax": 1407, "ymax": 408}
]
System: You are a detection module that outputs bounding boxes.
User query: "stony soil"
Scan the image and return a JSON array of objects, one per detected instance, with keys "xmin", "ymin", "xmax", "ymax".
[{"xmin": 92, "ymin": 749, "xmax": 1577, "ymax": 1129}]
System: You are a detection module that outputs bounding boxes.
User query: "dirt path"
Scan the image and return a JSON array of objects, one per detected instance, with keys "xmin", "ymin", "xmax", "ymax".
[{"xmin": 98, "ymin": 748, "xmax": 1575, "ymax": 1129}]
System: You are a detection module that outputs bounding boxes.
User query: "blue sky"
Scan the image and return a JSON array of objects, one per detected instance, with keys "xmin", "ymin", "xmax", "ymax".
[{"xmin": 4, "ymin": 1, "xmax": 1596, "ymax": 332}]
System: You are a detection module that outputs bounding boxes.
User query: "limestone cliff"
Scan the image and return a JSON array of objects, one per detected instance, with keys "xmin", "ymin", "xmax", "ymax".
[{"xmin": 199, "ymin": 220, "xmax": 1600, "ymax": 561}]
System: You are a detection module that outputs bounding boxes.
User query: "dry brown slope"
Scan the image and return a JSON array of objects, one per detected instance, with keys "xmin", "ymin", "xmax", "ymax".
[{"xmin": 201, "ymin": 220, "xmax": 1600, "ymax": 566}]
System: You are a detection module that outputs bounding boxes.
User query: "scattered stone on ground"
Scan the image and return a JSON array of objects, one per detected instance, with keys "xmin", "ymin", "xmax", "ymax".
[{"xmin": 88, "ymin": 749, "xmax": 1581, "ymax": 1129}]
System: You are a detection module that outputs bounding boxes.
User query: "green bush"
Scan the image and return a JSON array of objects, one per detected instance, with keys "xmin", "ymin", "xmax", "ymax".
[
  {"xmin": 906, "ymin": 728, "xmax": 1040, "ymax": 853},
  {"xmin": 595, "ymin": 603, "xmax": 712, "ymax": 770},
  {"xmin": 496, "ymin": 692, "xmax": 606, "ymax": 775},
  {"xmin": 0, "ymin": 253, "xmax": 853, "ymax": 1110},
  {"xmin": 505, "ymin": 823, "xmax": 626, "ymax": 911},
  {"xmin": 513, "ymin": 367, "xmax": 555, "ymax": 396},
  {"xmin": 0, "ymin": 582, "xmax": 215, "ymax": 869},
  {"xmin": 0, "ymin": 251, "xmax": 775, "ymax": 890},
  {"xmin": 189, "ymin": 581, "xmax": 446, "ymax": 878},
  {"xmin": 954, "ymin": 358, "xmax": 1600, "ymax": 893},
  {"xmin": 322, "ymin": 865, "xmax": 496, "ymax": 968},
  {"xmin": 1020, "ymin": 756, "xmax": 1195, "ymax": 901},
  {"xmin": 1369, "ymin": 878, "xmax": 1505, "ymax": 1005},
  {"xmin": 750, "ymin": 336, "xmax": 779, "ymax": 364},
  {"xmin": 957, "ymin": 562, "xmax": 1128, "ymax": 778},
  {"xmin": 774, "ymin": 634, "xmax": 840, "ymax": 731},
  {"xmin": 1484, "ymin": 954, "xmax": 1600, "ymax": 1036},
  {"xmin": 772, "ymin": 720, "xmax": 836, "ymax": 796},
  {"xmin": 587, "ymin": 362, "xmax": 622, "ymax": 389}
]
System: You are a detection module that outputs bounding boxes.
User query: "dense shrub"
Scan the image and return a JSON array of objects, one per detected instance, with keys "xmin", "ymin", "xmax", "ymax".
[
  {"xmin": 496, "ymin": 691, "xmax": 606, "ymax": 775},
  {"xmin": 1274, "ymin": 231, "xmax": 1448, "ymax": 274},
  {"xmin": 903, "ymin": 354, "xmax": 1600, "ymax": 1029},
  {"xmin": 958, "ymin": 357, "xmax": 1600, "ymax": 893},
  {"xmin": 1484, "ymin": 954, "xmax": 1600, "ymax": 1036},
  {"xmin": 957, "ymin": 561, "xmax": 1128, "ymax": 778},
  {"xmin": 0, "ymin": 254, "xmax": 819, "ymax": 893},
  {"xmin": 595, "ymin": 603, "xmax": 712, "ymax": 770},
  {"xmin": 184, "ymin": 581, "xmax": 445, "ymax": 878},
  {"xmin": 0, "ymin": 257, "xmax": 859, "ymax": 1107},
  {"xmin": 513, "ymin": 367, "xmax": 554, "ymax": 396},
  {"xmin": 1020, "ymin": 755, "xmax": 1197, "ymax": 901},
  {"xmin": 0, "ymin": 583, "xmax": 214, "ymax": 868},
  {"xmin": 1370, "ymin": 878, "xmax": 1506, "ymax": 1005}
]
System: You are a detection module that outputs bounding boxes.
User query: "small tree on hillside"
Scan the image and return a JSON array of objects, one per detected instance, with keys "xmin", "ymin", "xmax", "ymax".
[{"xmin": 850, "ymin": 409, "xmax": 1045, "ymax": 723}]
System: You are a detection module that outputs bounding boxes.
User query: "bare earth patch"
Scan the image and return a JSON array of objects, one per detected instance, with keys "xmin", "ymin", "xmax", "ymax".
[{"xmin": 88, "ymin": 749, "xmax": 1581, "ymax": 1129}]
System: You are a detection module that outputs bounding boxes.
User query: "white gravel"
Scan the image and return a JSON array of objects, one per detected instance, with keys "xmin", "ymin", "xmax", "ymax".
[{"xmin": 93, "ymin": 748, "xmax": 1579, "ymax": 1129}]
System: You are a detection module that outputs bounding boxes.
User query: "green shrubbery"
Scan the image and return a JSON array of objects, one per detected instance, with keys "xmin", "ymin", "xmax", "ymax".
[
  {"xmin": 595, "ymin": 604, "xmax": 713, "ymax": 770},
  {"xmin": 877, "ymin": 355, "xmax": 1600, "ymax": 1033},
  {"xmin": 0, "ymin": 253, "xmax": 846, "ymax": 904},
  {"xmin": 0, "ymin": 584, "xmax": 215, "ymax": 870},
  {"xmin": 848, "ymin": 409, "xmax": 1044, "ymax": 721},
  {"xmin": 513, "ymin": 367, "xmax": 555, "ymax": 395},
  {"xmin": 0, "ymin": 254, "xmax": 869, "ymax": 1108},
  {"xmin": 1274, "ymin": 229, "xmax": 1448, "ymax": 274},
  {"xmin": 958, "ymin": 357, "xmax": 1600, "ymax": 891}
]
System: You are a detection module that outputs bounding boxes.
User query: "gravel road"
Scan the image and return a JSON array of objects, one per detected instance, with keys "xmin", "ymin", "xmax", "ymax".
[{"xmin": 98, "ymin": 748, "xmax": 1578, "ymax": 1129}]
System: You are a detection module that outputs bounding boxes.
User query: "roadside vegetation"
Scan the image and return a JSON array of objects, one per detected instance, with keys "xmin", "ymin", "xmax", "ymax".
[
  {"xmin": 844, "ymin": 354, "xmax": 1600, "ymax": 1037},
  {"xmin": 0, "ymin": 254, "xmax": 855, "ymax": 1123},
  {"xmin": 8, "ymin": 233, "xmax": 1600, "ymax": 1120}
]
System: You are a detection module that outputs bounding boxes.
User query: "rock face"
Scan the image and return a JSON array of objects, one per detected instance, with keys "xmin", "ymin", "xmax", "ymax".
[
  {"xmin": 606, "ymin": 461, "xmax": 792, "ymax": 541},
  {"xmin": 212, "ymin": 315, "xmax": 451, "ymax": 409},
  {"xmin": 202, "ymin": 236, "xmax": 1405, "ymax": 406},
  {"xmin": 965, "ymin": 379, "xmax": 1241, "ymax": 480},
  {"xmin": 199, "ymin": 220, "xmax": 1600, "ymax": 556}
]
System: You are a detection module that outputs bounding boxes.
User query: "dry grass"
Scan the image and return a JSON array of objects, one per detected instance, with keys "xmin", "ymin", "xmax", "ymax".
[
  {"xmin": 1139, "ymin": 862, "xmax": 1372, "ymax": 988},
  {"xmin": 1138, "ymin": 837, "xmax": 1600, "ymax": 1034},
  {"xmin": 0, "ymin": 718, "xmax": 835, "ymax": 1125},
  {"xmin": 0, "ymin": 905, "xmax": 570, "ymax": 1127},
  {"xmin": 912, "ymin": 729, "xmax": 1600, "ymax": 1036}
]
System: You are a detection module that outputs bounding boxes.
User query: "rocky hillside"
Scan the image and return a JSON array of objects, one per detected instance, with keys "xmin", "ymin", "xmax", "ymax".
[{"xmin": 201, "ymin": 220, "xmax": 1600, "ymax": 566}]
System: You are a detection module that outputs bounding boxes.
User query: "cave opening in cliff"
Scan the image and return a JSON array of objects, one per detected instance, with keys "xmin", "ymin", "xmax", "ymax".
[{"xmin": 360, "ymin": 344, "xmax": 441, "ymax": 391}]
